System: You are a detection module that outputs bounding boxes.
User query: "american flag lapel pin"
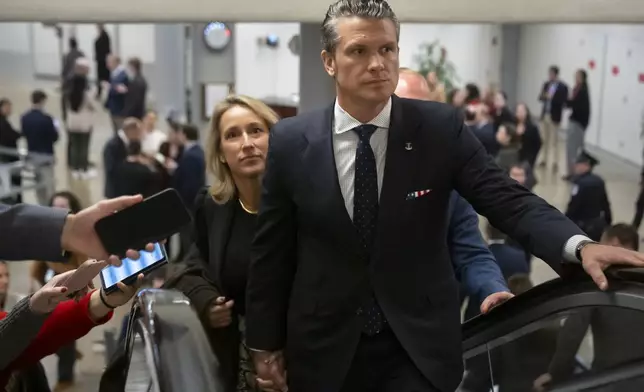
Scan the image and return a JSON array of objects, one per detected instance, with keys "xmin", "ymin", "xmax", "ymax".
[{"xmin": 406, "ymin": 189, "xmax": 432, "ymax": 200}]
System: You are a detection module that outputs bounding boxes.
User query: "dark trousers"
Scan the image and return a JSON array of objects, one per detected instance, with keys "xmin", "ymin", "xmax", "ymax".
[
  {"xmin": 68, "ymin": 131, "xmax": 91, "ymax": 171},
  {"xmin": 61, "ymin": 96, "xmax": 67, "ymax": 123},
  {"xmin": 57, "ymin": 341, "xmax": 76, "ymax": 382},
  {"xmin": 340, "ymin": 328, "xmax": 439, "ymax": 392},
  {"xmin": 634, "ymin": 185, "xmax": 644, "ymax": 229}
]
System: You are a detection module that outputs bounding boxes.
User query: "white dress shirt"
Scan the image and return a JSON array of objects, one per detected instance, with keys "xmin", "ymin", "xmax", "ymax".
[
  {"xmin": 141, "ymin": 129, "xmax": 167, "ymax": 156},
  {"xmin": 331, "ymin": 97, "xmax": 589, "ymax": 262},
  {"xmin": 333, "ymin": 98, "xmax": 391, "ymax": 220}
]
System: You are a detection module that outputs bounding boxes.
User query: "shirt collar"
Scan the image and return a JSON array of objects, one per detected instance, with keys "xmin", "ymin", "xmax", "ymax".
[
  {"xmin": 334, "ymin": 97, "xmax": 392, "ymax": 135},
  {"xmin": 184, "ymin": 141, "xmax": 198, "ymax": 151},
  {"xmin": 117, "ymin": 129, "xmax": 130, "ymax": 146}
]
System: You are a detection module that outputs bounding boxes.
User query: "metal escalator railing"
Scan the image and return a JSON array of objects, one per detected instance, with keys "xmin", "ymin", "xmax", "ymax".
[
  {"xmin": 102, "ymin": 288, "xmax": 224, "ymax": 392},
  {"xmin": 0, "ymin": 146, "xmax": 55, "ymax": 199},
  {"xmin": 460, "ymin": 265, "xmax": 644, "ymax": 392}
]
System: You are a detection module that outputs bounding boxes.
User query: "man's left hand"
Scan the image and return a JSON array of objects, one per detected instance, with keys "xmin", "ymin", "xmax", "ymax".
[
  {"xmin": 480, "ymin": 291, "xmax": 514, "ymax": 314},
  {"xmin": 581, "ymin": 244, "xmax": 644, "ymax": 290},
  {"xmin": 60, "ymin": 195, "xmax": 157, "ymax": 266}
]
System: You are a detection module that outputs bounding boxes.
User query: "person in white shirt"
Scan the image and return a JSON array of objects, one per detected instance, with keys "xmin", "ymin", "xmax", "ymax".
[{"xmin": 141, "ymin": 110, "xmax": 167, "ymax": 157}]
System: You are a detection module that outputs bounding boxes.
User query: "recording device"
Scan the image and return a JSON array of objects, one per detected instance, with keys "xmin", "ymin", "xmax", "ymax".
[
  {"xmin": 100, "ymin": 242, "xmax": 168, "ymax": 293},
  {"xmin": 95, "ymin": 188, "xmax": 192, "ymax": 258}
]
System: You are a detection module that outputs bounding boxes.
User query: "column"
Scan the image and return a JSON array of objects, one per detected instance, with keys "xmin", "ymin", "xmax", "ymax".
[
  {"xmin": 500, "ymin": 24, "xmax": 521, "ymax": 108},
  {"xmin": 298, "ymin": 23, "xmax": 336, "ymax": 114}
]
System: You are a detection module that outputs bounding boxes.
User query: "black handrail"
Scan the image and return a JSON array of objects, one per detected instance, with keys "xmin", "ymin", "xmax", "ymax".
[
  {"xmin": 460, "ymin": 265, "xmax": 644, "ymax": 390},
  {"xmin": 132, "ymin": 288, "xmax": 224, "ymax": 392},
  {"xmin": 463, "ymin": 265, "xmax": 644, "ymax": 358}
]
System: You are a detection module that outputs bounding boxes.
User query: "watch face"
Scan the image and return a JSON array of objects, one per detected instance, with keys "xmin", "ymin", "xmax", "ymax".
[{"xmin": 203, "ymin": 22, "xmax": 231, "ymax": 51}]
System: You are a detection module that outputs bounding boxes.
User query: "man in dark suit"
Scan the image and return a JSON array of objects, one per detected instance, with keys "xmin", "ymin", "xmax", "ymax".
[
  {"xmin": 21, "ymin": 90, "xmax": 58, "ymax": 205},
  {"xmin": 103, "ymin": 117, "xmax": 143, "ymax": 198},
  {"xmin": 538, "ymin": 65, "xmax": 568, "ymax": 172},
  {"xmin": 122, "ymin": 57, "xmax": 148, "ymax": 120},
  {"xmin": 94, "ymin": 24, "xmax": 111, "ymax": 99},
  {"xmin": 61, "ymin": 37, "xmax": 85, "ymax": 124},
  {"xmin": 173, "ymin": 124, "xmax": 205, "ymax": 256},
  {"xmin": 245, "ymin": 1, "xmax": 644, "ymax": 392},
  {"xmin": 105, "ymin": 54, "xmax": 129, "ymax": 133}
]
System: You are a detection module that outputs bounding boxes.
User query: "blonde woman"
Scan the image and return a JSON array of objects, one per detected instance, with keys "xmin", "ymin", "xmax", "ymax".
[{"xmin": 165, "ymin": 95, "xmax": 278, "ymax": 392}]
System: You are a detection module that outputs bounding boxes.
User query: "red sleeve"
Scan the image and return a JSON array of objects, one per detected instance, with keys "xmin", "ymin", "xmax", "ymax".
[{"xmin": 8, "ymin": 291, "xmax": 113, "ymax": 371}]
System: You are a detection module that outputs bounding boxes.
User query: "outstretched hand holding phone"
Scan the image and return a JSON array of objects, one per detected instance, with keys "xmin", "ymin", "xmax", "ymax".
[{"xmin": 60, "ymin": 195, "xmax": 158, "ymax": 266}]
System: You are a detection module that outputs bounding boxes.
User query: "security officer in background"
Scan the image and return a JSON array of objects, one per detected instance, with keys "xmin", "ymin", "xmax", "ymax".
[{"xmin": 565, "ymin": 151, "xmax": 612, "ymax": 241}]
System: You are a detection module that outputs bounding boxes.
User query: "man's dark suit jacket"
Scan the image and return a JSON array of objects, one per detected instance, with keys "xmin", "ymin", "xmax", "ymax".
[
  {"xmin": 106, "ymin": 69, "xmax": 128, "ymax": 117},
  {"xmin": 122, "ymin": 74, "xmax": 148, "ymax": 119},
  {"xmin": 173, "ymin": 144, "xmax": 206, "ymax": 208},
  {"xmin": 539, "ymin": 81, "xmax": 569, "ymax": 124},
  {"xmin": 245, "ymin": 95, "xmax": 585, "ymax": 392},
  {"xmin": 20, "ymin": 109, "xmax": 58, "ymax": 155},
  {"xmin": 102, "ymin": 136, "xmax": 127, "ymax": 198}
]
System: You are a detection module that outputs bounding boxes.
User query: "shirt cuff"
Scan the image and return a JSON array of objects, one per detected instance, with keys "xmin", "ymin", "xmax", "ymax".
[{"xmin": 562, "ymin": 234, "xmax": 593, "ymax": 262}]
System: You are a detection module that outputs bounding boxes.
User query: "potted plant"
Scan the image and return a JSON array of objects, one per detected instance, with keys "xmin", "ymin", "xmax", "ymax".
[{"xmin": 413, "ymin": 40, "xmax": 460, "ymax": 93}]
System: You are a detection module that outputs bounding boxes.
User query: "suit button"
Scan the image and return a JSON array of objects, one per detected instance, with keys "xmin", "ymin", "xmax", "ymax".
[{"xmin": 356, "ymin": 308, "xmax": 363, "ymax": 315}]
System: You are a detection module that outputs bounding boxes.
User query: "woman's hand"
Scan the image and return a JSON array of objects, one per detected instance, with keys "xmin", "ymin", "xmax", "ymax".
[
  {"xmin": 88, "ymin": 274, "xmax": 144, "ymax": 321},
  {"xmin": 209, "ymin": 296, "xmax": 234, "ymax": 328},
  {"xmin": 104, "ymin": 274, "xmax": 145, "ymax": 307},
  {"xmin": 496, "ymin": 125, "xmax": 511, "ymax": 146},
  {"xmin": 29, "ymin": 270, "xmax": 75, "ymax": 314}
]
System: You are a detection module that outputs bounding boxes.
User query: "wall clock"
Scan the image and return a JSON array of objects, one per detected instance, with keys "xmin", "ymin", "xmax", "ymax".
[{"xmin": 203, "ymin": 22, "xmax": 231, "ymax": 51}]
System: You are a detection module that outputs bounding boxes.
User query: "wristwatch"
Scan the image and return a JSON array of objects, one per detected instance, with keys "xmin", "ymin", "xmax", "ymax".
[{"xmin": 575, "ymin": 240, "xmax": 597, "ymax": 262}]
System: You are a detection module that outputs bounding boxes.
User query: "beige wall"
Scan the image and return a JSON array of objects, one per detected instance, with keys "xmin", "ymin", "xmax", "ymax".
[{"xmin": 3, "ymin": 0, "xmax": 644, "ymax": 23}]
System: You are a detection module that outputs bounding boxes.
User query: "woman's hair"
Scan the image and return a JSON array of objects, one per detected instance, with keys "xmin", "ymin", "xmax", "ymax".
[
  {"xmin": 68, "ymin": 74, "xmax": 87, "ymax": 112},
  {"xmin": 464, "ymin": 83, "xmax": 480, "ymax": 104},
  {"xmin": 207, "ymin": 95, "xmax": 279, "ymax": 204},
  {"xmin": 516, "ymin": 102, "xmax": 533, "ymax": 124},
  {"xmin": 48, "ymin": 191, "xmax": 82, "ymax": 213},
  {"xmin": 0, "ymin": 98, "xmax": 9, "ymax": 116}
]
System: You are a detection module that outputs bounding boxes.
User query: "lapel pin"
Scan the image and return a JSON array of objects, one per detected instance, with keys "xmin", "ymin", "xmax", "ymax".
[{"xmin": 405, "ymin": 142, "xmax": 413, "ymax": 151}]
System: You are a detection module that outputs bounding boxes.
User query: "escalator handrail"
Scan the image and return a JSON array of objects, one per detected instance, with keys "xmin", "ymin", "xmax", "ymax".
[
  {"xmin": 549, "ymin": 357, "xmax": 644, "ymax": 392},
  {"xmin": 133, "ymin": 288, "xmax": 222, "ymax": 392},
  {"xmin": 462, "ymin": 265, "xmax": 644, "ymax": 358}
]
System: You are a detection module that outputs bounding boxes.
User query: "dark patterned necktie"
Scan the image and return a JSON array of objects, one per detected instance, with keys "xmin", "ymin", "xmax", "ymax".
[{"xmin": 352, "ymin": 124, "xmax": 386, "ymax": 335}]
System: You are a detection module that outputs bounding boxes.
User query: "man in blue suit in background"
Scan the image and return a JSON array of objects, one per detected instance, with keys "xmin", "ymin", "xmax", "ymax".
[
  {"xmin": 21, "ymin": 90, "xmax": 59, "ymax": 205},
  {"xmin": 395, "ymin": 69, "xmax": 513, "ymax": 319},
  {"xmin": 104, "ymin": 54, "xmax": 129, "ymax": 133},
  {"xmin": 173, "ymin": 123, "xmax": 205, "ymax": 258}
]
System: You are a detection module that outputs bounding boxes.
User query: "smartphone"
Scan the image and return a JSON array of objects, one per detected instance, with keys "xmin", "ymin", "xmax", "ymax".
[
  {"xmin": 95, "ymin": 188, "xmax": 192, "ymax": 257},
  {"xmin": 100, "ymin": 242, "xmax": 168, "ymax": 293}
]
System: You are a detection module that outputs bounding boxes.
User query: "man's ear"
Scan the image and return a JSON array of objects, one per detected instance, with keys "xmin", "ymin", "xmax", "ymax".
[{"xmin": 321, "ymin": 50, "xmax": 335, "ymax": 77}]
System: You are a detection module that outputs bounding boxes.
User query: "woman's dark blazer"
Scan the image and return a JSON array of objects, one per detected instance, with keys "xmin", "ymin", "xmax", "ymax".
[{"xmin": 163, "ymin": 187, "xmax": 240, "ymax": 392}]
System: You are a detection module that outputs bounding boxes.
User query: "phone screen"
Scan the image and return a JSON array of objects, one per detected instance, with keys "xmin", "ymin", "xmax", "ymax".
[{"xmin": 100, "ymin": 242, "xmax": 168, "ymax": 292}]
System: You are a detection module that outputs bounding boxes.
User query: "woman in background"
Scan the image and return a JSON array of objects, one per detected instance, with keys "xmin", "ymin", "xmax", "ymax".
[
  {"xmin": 66, "ymin": 58, "xmax": 95, "ymax": 179},
  {"xmin": 492, "ymin": 91, "xmax": 516, "ymax": 131},
  {"xmin": 0, "ymin": 262, "xmax": 25, "ymax": 313},
  {"xmin": 165, "ymin": 95, "xmax": 279, "ymax": 392},
  {"xmin": 515, "ymin": 102, "xmax": 542, "ymax": 170},
  {"xmin": 29, "ymin": 190, "xmax": 86, "ymax": 392},
  {"xmin": 565, "ymin": 69, "xmax": 591, "ymax": 180}
]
